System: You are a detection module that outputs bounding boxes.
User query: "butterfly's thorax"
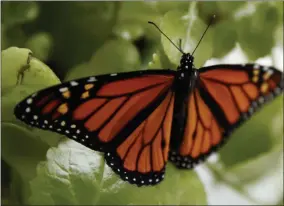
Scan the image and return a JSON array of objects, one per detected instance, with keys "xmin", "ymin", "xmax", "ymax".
[{"xmin": 170, "ymin": 54, "xmax": 199, "ymax": 149}]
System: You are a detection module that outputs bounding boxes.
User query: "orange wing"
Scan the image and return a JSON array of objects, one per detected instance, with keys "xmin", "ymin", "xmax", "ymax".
[
  {"xmin": 14, "ymin": 70, "xmax": 175, "ymax": 186},
  {"xmin": 169, "ymin": 89, "xmax": 223, "ymax": 168},
  {"xmin": 105, "ymin": 91, "xmax": 174, "ymax": 185},
  {"xmin": 170, "ymin": 64, "xmax": 283, "ymax": 168}
]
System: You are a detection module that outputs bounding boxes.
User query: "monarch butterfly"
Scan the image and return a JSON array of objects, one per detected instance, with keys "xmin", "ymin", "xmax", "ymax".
[{"xmin": 14, "ymin": 19, "xmax": 283, "ymax": 187}]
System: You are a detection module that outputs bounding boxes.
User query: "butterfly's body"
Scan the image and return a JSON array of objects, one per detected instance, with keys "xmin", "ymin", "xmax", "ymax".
[
  {"xmin": 171, "ymin": 54, "xmax": 198, "ymax": 151},
  {"xmin": 14, "ymin": 22, "xmax": 283, "ymax": 186}
]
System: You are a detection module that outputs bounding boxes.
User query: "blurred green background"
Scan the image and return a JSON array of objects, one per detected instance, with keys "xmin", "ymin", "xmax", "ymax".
[{"xmin": 1, "ymin": 1, "xmax": 283, "ymax": 205}]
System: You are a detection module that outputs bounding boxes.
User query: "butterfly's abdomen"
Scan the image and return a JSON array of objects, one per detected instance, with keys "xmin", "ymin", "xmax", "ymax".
[{"xmin": 170, "ymin": 69, "xmax": 199, "ymax": 149}]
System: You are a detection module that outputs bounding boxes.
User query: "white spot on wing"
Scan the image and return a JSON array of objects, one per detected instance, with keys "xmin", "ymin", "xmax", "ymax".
[
  {"xmin": 59, "ymin": 87, "xmax": 68, "ymax": 92},
  {"xmin": 253, "ymin": 64, "xmax": 260, "ymax": 69},
  {"xmin": 258, "ymin": 96, "xmax": 264, "ymax": 104},
  {"xmin": 87, "ymin": 77, "xmax": 97, "ymax": 82},
  {"xmin": 27, "ymin": 98, "xmax": 33, "ymax": 104},
  {"xmin": 248, "ymin": 107, "xmax": 254, "ymax": 114},
  {"xmin": 70, "ymin": 81, "xmax": 79, "ymax": 86},
  {"xmin": 267, "ymin": 69, "xmax": 274, "ymax": 75},
  {"xmin": 110, "ymin": 73, "xmax": 117, "ymax": 76},
  {"xmin": 26, "ymin": 107, "xmax": 31, "ymax": 113},
  {"xmin": 263, "ymin": 66, "xmax": 269, "ymax": 71}
]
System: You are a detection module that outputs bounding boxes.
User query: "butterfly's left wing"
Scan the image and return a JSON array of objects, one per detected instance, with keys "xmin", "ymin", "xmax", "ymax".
[
  {"xmin": 14, "ymin": 70, "xmax": 175, "ymax": 186},
  {"xmin": 169, "ymin": 64, "xmax": 283, "ymax": 168}
]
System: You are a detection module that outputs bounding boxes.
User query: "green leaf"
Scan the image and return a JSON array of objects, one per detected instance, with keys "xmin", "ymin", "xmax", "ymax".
[
  {"xmin": 1, "ymin": 26, "xmax": 8, "ymax": 50},
  {"xmin": 1, "ymin": 123, "xmax": 49, "ymax": 180},
  {"xmin": 9, "ymin": 170, "xmax": 23, "ymax": 205},
  {"xmin": 212, "ymin": 20, "xmax": 238, "ymax": 58},
  {"xmin": 197, "ymin": 2, "xmax": 219, "ymax": 22},
  {"xmin": 99, "ymin": 164, "xmax": 207, "ymax": 205},
  {"xmin": 116, "ymin": 2, "xmax": 161, "ymax": 41},
  {"xmin": 148, "ymin": 48, "xmax": 176, "ymax": 70},
  {"xmin": 160, "ymin": 8, "xmax": 213, "ymax": 68},
  {"xmin": 113, "ymin": 21, "xmax": 145, "ymax": 41},
  {"xmin": 2, "ymin": 47, "xmax": 60, "ymax": 91},
  {"xmin": 2, "ymin": 47, "xmax": 32, "ymax": 91},
  {"xmin": 2, "ymin": 2, "xmax": 39, "ymax": 28},
  {"xmin": 37, "ymin": 2, "xmax": 119, "ymax": 73},
  {"xmin": 29, "ymin": 141, "xmax": 105, "ymax": 205},
  {"xmin": 148, "ymin": 52, "xmax": 163, "ymax": 69},
  {"xmin": 197, "ymin": 2, "xmax": 245, "ymax": 23},
  {"xmin": 65, "ymin": 39, "xmax": 141, "ymax": 81},
  {"xmin": 1, "ymin": 160, "xmax": 13, "ymax": 205},
  {"xmin": 29, "ymin": 140, "xmax": 207, "ymax": 205},
  {"xmin": 153, "ymin": 1, "xmax": 190, "ymax": 14},
  {"xmin": 237, "ymin": 3, "xmax": 279, "ymax": 60},
  {"xmin": 25, "ymin": 32, "xmax": 53, "ymax": 61},
  {"xmin": 1, "ymin": 25, "xmax": 28, "ymax": 50},
  {"xmin": 1, "ymin": 47, "xmax": 63, "ymax": 146},
  {"xmin": 219, "ymin": 96, "xmax": 283, "ymax": 169},
  {"xmin": 1, "ymin": 47, "xmax": 60, "ymax": 123},
  {"xmin": 216, "ymin": 1, "xmax": 246, "ymax": 17},
  {"xmin": 118, "ymin": 2, "xmax": 159, "ymax": 24},
  {"xmin": 225, "ymin": 144, "xmax": 283, "ymax": 183}
]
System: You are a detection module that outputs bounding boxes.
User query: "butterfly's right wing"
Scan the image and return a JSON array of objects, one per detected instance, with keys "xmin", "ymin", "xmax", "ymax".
[{"xmin": 169, "ymin": 64, "xmax": 283, "ymax": 168}]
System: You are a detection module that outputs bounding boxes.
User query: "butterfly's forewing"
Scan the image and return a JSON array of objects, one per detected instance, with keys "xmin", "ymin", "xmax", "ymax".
[
  {"xmin": 169, "ymin": 64, "xmax": 283, "ymax": 168},
  {"xmin": 14, "ymin": 70, "xmax": 175, "ymax": 186}
]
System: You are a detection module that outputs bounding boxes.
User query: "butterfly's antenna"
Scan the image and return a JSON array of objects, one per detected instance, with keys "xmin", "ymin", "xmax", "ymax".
[
  {"xmin": 178, "ymin": 38, "xmax": 182, "ymax": 51},
  {"xmin": 192, "ymin": 15, "xmax": 216, "ymax": 55},
  {"xmin": 148, "ymin": 21, "xmax": 185, "ymax": 54}
]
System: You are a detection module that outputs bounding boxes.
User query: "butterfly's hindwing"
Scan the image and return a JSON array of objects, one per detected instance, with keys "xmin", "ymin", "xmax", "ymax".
[{"xmin": 169, "ymin": 64, "xmax": 283, "ymax": 169}]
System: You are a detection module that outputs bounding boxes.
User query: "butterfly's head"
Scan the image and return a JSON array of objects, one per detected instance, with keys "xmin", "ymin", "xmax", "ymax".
[{"xmin": 180, "ymin": 53, "xmax": 194, "ymax": 70}]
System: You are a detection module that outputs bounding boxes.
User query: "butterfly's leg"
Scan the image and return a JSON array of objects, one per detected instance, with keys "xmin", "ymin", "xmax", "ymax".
[{"xmin": 16, "ymin": 52, "xmax": 32, "ymax": 85}]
